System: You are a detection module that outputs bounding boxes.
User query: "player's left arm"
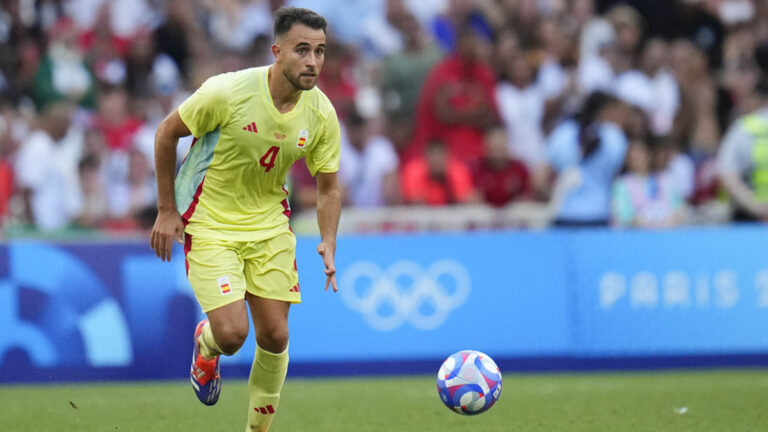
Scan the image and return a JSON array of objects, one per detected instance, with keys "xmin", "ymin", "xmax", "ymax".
[{"xmin": 316, "ymin": 171, "xmax": 341, "ymax": 292}]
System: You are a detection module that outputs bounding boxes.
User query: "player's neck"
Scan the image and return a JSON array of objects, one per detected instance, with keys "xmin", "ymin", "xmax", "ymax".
[{"xmin": 268, "ymin": 65, "xmax": 302, "ymax": 114}]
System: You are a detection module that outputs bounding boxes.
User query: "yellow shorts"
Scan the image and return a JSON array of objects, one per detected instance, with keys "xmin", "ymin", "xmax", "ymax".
[{"xmin": 183, "ymin": 231, "xmax": 301, "ymax": 312}]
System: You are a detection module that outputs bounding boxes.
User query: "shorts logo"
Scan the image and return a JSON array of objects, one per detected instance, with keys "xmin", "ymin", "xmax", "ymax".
[
  {"xmin": 296, "ymin": 130, "xmax": 308, "ymax": 148},
  {"xmin": 217, "ymin": 277, "xmax": 231, "ymax": 295},
  {"xmin": 289, "ymin": 283, "xmax": 300, "ymax": 293}
]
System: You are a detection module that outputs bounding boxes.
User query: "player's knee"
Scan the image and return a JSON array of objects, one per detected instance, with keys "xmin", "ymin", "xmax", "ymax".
[
  {"xmin": 217, "ymin": 323, "xmax": 249, "ymax": 355},
  {"xmin": 257, "ymin": 326, "xmax": 288, "ymax": 353}
]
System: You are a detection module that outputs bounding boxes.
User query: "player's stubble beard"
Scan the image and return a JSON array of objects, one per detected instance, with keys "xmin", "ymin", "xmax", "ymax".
[{"xmin": 283, "ymin": 68, "xmax": 317, "ymax": 91}]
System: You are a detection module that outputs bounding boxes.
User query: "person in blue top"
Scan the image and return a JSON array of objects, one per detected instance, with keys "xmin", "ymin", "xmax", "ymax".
[{"xmin": 544, "ymin": 92, "xmax": 631, "ymax": 227}]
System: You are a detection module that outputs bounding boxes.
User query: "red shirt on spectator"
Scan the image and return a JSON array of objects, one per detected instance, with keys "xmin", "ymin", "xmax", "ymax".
[
  {"xmin": 0, "ymin": 161, "xmax": 12, "ymax": 219},
  {"xmin": 401, "ymin": 150, "xmax": 475, "ymax": 205},
  {"xmin": 95, "ymin": 116, "xmax": 144, "ymax": 151},
  {"xmin": 408, "ymin": 53, "xmax": 498, "ymax": 165},
  {"xmin": 472, "ymin": 158, "xmax": 530, "ymax": 207}
]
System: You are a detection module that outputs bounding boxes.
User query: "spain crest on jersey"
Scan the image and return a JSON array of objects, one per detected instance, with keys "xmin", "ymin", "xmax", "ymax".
[{"xmin": 297, "ymin": 130, "xmax": 309, "ymax": 148}]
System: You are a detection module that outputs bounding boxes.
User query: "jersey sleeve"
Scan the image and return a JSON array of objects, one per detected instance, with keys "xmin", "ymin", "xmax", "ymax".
[
  {"xmin": 306, "ymin": 108, "xmax": 341, "ymax": 176},
  {"xmin": 178, "ymin": 74, "xmax": 232, "ymax": 137}
]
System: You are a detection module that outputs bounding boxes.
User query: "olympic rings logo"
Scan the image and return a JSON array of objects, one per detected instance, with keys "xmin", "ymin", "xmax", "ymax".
[{"xmin": 339, "ymin": 260, "xmax": 471, "ymax": 331}]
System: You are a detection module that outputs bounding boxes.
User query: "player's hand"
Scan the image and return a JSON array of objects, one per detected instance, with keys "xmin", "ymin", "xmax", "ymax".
[
  {"xmin": 317, "ymin": 241, "xmax": 337, "ymax": 292},
  {"xmin": 150, "ymin": 209, "xmax": 185, "ymax": 262}
]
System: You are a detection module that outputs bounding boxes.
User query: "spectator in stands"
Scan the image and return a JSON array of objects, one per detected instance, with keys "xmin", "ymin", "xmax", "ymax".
[
  {"xmin": 154, "ymin": 0, "xmax": 208, "ymax": 79},
  {"xmin": 431, "ymin": 0, "xmax": 495, "ymax": 53},
  {"xmin": 105, "ymin": 147, "xmax": 156, "ymax": 228},
  {"xmin": 495, "ymin": 49, "xmax": 546, "ymax": 173},
  {"xmin": 339, "ymin": 111, "xmax": 400, "ymax": 207},
  {"xmin": 76, "ymin": 129, "xmax": 109, "ymax": 229},
  {"xmin": 380, "ymin": 11, "xmax": 443, "ymax": 122},
  {"xmin": 409, "ymin": 25, "xmax": 498, "ymax": 165},
  {"xmin": 33, "ymin": 17, "xmax": 96, "ymax": 110},
  {"xmin": 93, "ymin": 85, "xmax": 144, "ymax": 152},
  {"xmin": 380, "ymin": 11, "xmax": 443, "ymax": 156},
  {"xmin": 14, "ymin": 102, "xmax": 83, "ymax": 231},
  {"xmin": 637, "ymin": 38, "xmax": 680, "ymax": 137},
  {"xmin": 79, "ymin": 2, "xmax": 130, "ymax": 87},
  {"xmin": 401, "ymin": 139, "xmax": 478, "ymax": 206},
  {"xmin": 206, "ymin": 0, "xmax": 274, "ymax": 53},
  {"xmin": 676, "ymin": 0, "xmax": 725, "ymax": 69},
  {"xmin": 612, "ymin": 138, "xmax": 685, "ymax": 228},
  {"xmin": 544, "ymin": 92, "xmax": 630, "ymax": 227},
  {"xmin": 316, "ymin": 40, "xmax": 357, "ymax": 119},
  {"xmin": 717, "ymin": 79, "xmax": 768, "ymax": 221},
  {"xmin": 670, "ymin": 40, "xmax": 723, "ymax": 156},
  {"xmin": 472, "ymin": 126, "xmax": 530, "ymax": 208},
  {"xmin": 0, "ymin": 110, "xmax": 15, "ymax": 225},
  {"xmin": 77, "ymin": 153, "xmax": 107, "ymax": 229}
]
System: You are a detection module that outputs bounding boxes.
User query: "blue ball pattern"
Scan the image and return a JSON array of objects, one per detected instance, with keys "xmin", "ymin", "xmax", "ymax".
[{"xmin": 436, "ymin": 350, "xmax": 502, "ymax": 415}]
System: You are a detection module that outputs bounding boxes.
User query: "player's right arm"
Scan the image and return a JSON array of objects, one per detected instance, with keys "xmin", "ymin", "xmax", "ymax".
[
  {"xmin": 150, "ymin": 110, "xmax": 191, "ymax": 262},
  {"xmin": 150, "ymin": 74, "xmax": 231, "ymax": 261}
]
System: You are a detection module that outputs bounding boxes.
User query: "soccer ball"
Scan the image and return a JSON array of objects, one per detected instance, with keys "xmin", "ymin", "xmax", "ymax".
[{"xmin": 436, "ymin": 350, "xmax": 502, "ymax": 415}]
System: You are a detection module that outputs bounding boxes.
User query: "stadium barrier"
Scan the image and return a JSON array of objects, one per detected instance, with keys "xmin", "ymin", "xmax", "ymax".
[{"xmin": 1, "ymin": 225, "xmax": 767, "ymax": 383}]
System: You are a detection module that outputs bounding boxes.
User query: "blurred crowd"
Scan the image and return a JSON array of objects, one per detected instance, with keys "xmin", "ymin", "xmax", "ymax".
[{"xmin": 2, "ymin": 0, "xmax": 768, "ymax": 235}]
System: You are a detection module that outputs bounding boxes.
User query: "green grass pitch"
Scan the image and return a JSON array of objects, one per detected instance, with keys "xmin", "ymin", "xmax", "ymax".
[{"xmin": 3, "ymin": 369, "xmax": 767, "ymax": 431}]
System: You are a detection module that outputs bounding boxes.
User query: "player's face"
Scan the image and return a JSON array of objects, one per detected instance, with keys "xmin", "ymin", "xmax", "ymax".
[{"xmin": 276, "ymin": 24, "xmax": 326, "ymax": 91}]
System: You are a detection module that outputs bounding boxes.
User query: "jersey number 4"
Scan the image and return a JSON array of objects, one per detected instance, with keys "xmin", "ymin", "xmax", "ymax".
[{"xmin": 259, "ymin": 146, "xmax": 280, "ymax": 172}]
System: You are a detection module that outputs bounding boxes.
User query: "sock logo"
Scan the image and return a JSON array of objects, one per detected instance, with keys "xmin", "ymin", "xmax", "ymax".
[
  {"xmin": 217, "ymin": 276, "xmax": 231, "ymax": 295},
  {"xmin": 254, "ymin": 405, "xmax": 275, "ymax": 414}
]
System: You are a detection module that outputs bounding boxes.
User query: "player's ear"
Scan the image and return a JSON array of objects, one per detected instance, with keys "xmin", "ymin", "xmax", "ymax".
[{"xmin": 271, "ymin": 43, "xmax": 280, "ymax": 60}]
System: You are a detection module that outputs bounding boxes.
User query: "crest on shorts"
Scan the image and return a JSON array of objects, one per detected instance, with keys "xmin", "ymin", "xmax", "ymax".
[
  {"xmin": 217, "ymin": 276, "xmax": 232, "ymax": 295},
  {"xmin": 296, "ymin": 130, "xmax": 309, "ymax": 148}
]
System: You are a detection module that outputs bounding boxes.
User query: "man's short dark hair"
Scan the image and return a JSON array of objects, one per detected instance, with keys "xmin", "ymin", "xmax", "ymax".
[{"xmin": 273, "ymin": 7, "xmax": 327, "ymax": 39}]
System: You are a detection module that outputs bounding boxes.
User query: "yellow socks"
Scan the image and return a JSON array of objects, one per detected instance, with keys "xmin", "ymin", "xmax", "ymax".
[
  {"xmin": 245, "ymin": 344, "xmax": 289, "ymax": 432},
  {"xmin": 198, "ymin": 321, "xmax": 225, "ymax": 359}
]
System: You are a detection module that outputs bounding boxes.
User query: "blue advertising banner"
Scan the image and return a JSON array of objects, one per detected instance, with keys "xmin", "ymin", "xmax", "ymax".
[
  {"xmin": 569, "ymin": 228, "xmax": 768, "ymax": 355},
  {"xmin": 1, "ymin": 226, "xmax": 767, "ymax": 383}
]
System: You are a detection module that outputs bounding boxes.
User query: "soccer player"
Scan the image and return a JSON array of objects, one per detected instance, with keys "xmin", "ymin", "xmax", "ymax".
[{"xmin": 149, "ymin": 8, "xmax": 341, "ymax": 432}]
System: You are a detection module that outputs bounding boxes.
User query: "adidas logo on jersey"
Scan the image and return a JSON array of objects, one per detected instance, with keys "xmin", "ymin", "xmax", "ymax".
[{"xmin": 242, "ymin": 121, "xmax": 258, "ymax": 133}]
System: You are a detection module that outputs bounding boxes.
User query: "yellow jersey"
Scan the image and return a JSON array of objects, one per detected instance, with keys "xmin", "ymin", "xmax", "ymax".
[{"xmin": 176, "ymin": 66, "xmax": 340, "ymax": 241}]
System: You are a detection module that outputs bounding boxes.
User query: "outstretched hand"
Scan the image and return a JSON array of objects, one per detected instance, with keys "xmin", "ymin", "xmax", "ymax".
[
  {"xmin": 317, "ymin": 241, "xmax": 337, "ymax": 292},
  {"xmin": 150, "ymin": 210, "xmax": 185, "ymax": 261}
]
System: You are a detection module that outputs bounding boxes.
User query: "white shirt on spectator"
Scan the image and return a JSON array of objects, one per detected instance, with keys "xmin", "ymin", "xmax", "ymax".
[
  {"xmin": 496, "ymin": 81, "xmax": 546, "ymax": 168},
  {"xmin": 666, "ymin": 152, "xmax": 695, "ymax": 200},
  {"xmin": 339, "ymin": 132, "xmax": 399, "ymax": 207},
  {"xmin": 614, "ymin": 69, "xmax": 680, "ymax": 136},
  {"xmin": 648, "ymin": 70, "xmax": 680, "ymax": 136},
  {"xmin": 536, "ymin": 58, "xmax": 569, "ymax": 101},
  {"xmin": 579, "ymin": 18, "xmax": 614, "ymax": 60},
  {"xmin": 578, "ymin": 54, "xmax": 614, "ymax": 95},
  {"xmin": 65, "ymin": 0, "xmax": 157, "ymax": 37},
  {"xmin": 613, "ymin": 70, "xmax": 655, "ymax": 113},
  {"xmin": 208, "ymin": 1, "xmax": 273, "ymax": 52},
  {"xmin": 15, "ymin": 130, "xmax": 83, "ymax": 230}
]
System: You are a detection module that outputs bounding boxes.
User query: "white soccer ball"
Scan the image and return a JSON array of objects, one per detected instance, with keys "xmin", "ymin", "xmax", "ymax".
[{"xmin": 436, "ymin": 350, "xmax": 502, "ymax": 415}]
